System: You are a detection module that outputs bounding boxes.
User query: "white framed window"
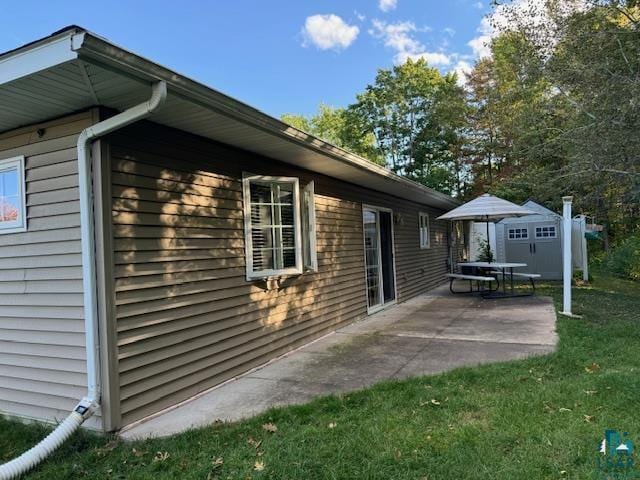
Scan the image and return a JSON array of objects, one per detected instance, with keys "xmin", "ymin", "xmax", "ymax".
[
  {"xmin": 535, "ymin": 226, "xmax": 557, "ymax": 238},
  {"xmin": 419, "ymin": 212, "xmax": 430, "ymax": 249},
  {"xmin": 508, "ymin": 227, "xmax": 528, "ymax": 240},
  {"xmin": 0, "ymin": 156, "xmax": 26, "ymax": 234},
  {"xmin": 302, "ymin": 181, "xmax": 318, "ymax": 272},
  {"xmin": 242, "ymin": 174, "xmax": 304, "ymax": 279}
]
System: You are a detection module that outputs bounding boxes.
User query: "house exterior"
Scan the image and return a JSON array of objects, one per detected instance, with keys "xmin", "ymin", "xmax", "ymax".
[{"xmin": 0, "ymin": 26, "xmax": 462, "ymax": 432}]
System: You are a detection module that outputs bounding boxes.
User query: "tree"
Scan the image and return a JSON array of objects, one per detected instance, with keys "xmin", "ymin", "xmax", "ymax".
[
  {"xmin": 281, "ymin": 104, "xmax": 383, "ymax": 165},
  {"xmin": 281, "ymin": 0, "xmax": 640, "ymax": 234},
  {"xmin": 477, "ymin": 0, "xmax": 640, "ymax": 241},
  {"xmin": 347, "ymin": 58, "xmax": 469, "ymax": 195},
  {"xmin": 543, "ymin": 1, "xmax": 640, "ymax": 241},
  {"xmin": 418, "ymin": 71, "xmax": 471, "ymax": 196},
  {"xmin": 464, "ymin": 29, "xmax": 568, "ymax": 207},
  {"xmin": 280, "ymin": 113, "xmax": 310, "ymax": 133}
]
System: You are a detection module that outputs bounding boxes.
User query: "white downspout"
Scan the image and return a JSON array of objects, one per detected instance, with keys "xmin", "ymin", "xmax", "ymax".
[
  {"xmin": 77, "ymin": 80, "xmax": 167, "ymax": 409},
  {"xmin": 0, "ymin": 81, "xmax": 167, "ymax": 480}
]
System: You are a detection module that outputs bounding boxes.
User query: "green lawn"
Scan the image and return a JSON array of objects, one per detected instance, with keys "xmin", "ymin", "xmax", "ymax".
[{"xmin": 2, "ymin": 270, "xmax": 640, "ymax": 479}]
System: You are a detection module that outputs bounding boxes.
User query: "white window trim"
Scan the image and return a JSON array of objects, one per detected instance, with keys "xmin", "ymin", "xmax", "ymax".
[
  {"xmin": 303, "ymin": 181, "xmax": 318, "ymax": 272},
  {"xmin": 508, "ymin": 227, "xmax": 528, "ymax": 240},
  {"xmin": 419, "ymin": 212, "xmax": 430, "ymax": 249},
  {"xmin": 535, "ymin": 226, "xmax": 557, "ymax": 239},
  {"xmin": 242, "ymin": 173, "xmax": 303, "ymax": 280},
  {"xmin": 0, "ymin": 156, "xmax": 27, "ymax": 234}
]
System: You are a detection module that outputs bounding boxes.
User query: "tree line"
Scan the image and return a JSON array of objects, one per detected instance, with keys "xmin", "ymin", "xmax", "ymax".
[{"xmin": 282, "ymin": 0, "xmax": 639, "ymax": 244}]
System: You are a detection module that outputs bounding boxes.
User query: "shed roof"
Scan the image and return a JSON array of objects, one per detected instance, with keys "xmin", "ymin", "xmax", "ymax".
[
  {"xmin": 0, "ymin": 26, "xmax": 458, "ymax": 210},
  {"xmin": 499, "ymin": 200, "xmax": 560, "ymax": 224}
]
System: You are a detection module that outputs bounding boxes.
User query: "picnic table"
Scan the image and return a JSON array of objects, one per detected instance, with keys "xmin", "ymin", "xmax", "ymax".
[{"xmin": 457, "ymin": 262, "xmax": 530, "ymax": 298}]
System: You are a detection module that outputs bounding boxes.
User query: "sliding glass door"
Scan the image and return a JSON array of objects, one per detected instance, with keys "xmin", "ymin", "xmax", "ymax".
[{"xmin": 363, "ymin": 207, "xmax": 396, "ymax": 312}]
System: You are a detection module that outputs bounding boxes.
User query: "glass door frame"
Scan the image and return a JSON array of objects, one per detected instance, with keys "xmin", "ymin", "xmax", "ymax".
[{"xmin": 362, "ymin": 204, "xmax": 398, "ymax": 314}]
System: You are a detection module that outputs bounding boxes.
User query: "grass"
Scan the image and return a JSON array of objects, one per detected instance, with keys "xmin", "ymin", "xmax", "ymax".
[{"xmin": 2, "ymin": 270, "xmax": 640, "ymax": 479}]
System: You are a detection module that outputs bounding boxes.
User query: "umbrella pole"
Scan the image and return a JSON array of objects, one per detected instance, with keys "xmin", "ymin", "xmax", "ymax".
[{"xmin": 485, "ymin": 216, "xmax": 492, "ymax": 262}]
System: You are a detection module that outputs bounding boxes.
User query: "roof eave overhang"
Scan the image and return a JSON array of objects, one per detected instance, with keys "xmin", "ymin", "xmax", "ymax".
[
  {"xmin": 2, "ymin": 28, "xmax": 460, "ymax": 210},
  {"xmin": 0, "ymin": 30, "xmax": 79, "ymax": 85},
  {"xmin": 72, "ymin": 33, "xmax": 459, "ymax": 210}
]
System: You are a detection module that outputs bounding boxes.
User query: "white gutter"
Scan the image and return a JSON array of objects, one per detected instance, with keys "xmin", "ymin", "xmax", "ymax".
[
  {"xmin": 72, "ymin": 32, "xmax": 459, "ymax": 210},
  {"xmin": 0, "ymin": 27, "xmax": 457, "ymax": 210},
  {"xmin": 0, "ymin": 80, "xmax": 167, "ymax": 480}
]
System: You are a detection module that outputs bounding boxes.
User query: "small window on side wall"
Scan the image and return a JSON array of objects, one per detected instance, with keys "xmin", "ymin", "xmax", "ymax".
[
  {"xmin": 419, "ymin": 212, "xmax": 430, "ymax": 249},
  {"xmin": 243, "ymin": 174, "xmax": 302, "ymax": 279},
  {"xmin": 0, "ymin": 156, "xmax": 26, "ymax": 234},
  {"xmin": 242, "ymin": 174, "xmax": 317, "ymax": 279}
]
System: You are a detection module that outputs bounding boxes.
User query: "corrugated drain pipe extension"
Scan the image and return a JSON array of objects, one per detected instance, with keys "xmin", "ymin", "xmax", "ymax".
[{"xmin": 0, "ymin": 81, "xmax": 167, "ymax": 480}]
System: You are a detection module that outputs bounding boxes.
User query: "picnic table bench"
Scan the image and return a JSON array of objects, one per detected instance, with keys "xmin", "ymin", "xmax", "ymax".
[
  {"xmin": 446, "ymin": 273, "xmax": 497, "ymax": 294},
  {"xmin": 456, "ymin": 262, "xmax": 539, "ymax": 298}
]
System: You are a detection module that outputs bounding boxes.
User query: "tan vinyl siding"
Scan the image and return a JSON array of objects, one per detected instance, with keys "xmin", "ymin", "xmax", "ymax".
[
  {"xmin": 0, "ymin": 111, "xmax": 101, "ymax": 429},
  {"xmin": 107, "ymin": 122, "xmax": 453, "ymax": 426}
]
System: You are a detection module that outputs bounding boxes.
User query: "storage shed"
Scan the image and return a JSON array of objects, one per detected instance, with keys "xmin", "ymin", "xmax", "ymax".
[{"xmin": 496, "ymin": 200, "xmax": 563, "ymax": 280}]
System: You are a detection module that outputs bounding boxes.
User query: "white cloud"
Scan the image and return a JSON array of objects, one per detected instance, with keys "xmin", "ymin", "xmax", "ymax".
[
  {"xmin": 379, "ymin": 0, "xmax": 398, "ymax": 12},
  {"xmin": 467, "ymin": 16, "xmax": 493, "ymax": 59},
  {"xmin": 399, "ymin": 51, "xmax": 451, "ymax": 66},
  {"xmin": 302, "ymin": 14, "xmax": 360, "ymax": 50},
  {"xmin": 453, "ymin": 60, "xmax": 473, "ymax": 85},
  {"xmin": 370, "ymin": 20, "xmax": 421, "ymax": 56},
  {"xmin": 370, "ymin": 20, "xmax": 448, "ymax": 65},
  {"xmin": 443, "ymin": 27, "xmax": 456, "ymax": 37},
  {"xmin": 473, "ymin": 1, "xmax": 483, "ymax": 9},
  {"xmin": 467, "ymin": 35, "xmax": 492, "ymax": 59}
]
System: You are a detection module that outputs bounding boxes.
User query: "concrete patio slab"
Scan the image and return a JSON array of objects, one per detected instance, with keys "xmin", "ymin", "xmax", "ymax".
[
  {"xmin": 120, "ymin": 285, "xmax": 557, "ymax": 440},
  {"xmin": 393, "ymin": 338, "xmax": 555, "ymax": 380}
]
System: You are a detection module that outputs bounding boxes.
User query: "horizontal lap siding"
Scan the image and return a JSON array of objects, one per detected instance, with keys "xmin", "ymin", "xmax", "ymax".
[
  {"xmin": 108, "ymin": 123, "xmax": 451, "ymax": 426},
  {"xmin": 0, "ymin": 111, "xmax": 101, "ymax": 429},
  {"xmin": 327, "ymin": 186, "xmax": 450, "ymax": 302},
  {"xmin": 108, "ymin": 127, "xmax": 366, "ymax": 425}
]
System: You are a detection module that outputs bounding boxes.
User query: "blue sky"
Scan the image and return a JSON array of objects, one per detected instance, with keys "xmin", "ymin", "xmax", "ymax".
[{"xmin": 1, "ymin": 0, "xmax": 490, "ymax": 118}]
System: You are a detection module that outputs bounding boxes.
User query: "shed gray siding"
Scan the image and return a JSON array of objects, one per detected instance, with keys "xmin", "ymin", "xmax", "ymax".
[
  {"xmin": 0, "ymin": 111, "xmax": 101, "ymax": 429},
  {"xmin": 106, "ymin": 122, "xmax": 453, "ymax": 427},
  {"xmin": 498, "ymin": 201, "xmax": 563, "ymax": 279}
]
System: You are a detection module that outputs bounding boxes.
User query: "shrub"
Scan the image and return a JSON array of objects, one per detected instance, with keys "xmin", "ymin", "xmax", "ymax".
[
  {"xmin": 477, "ymin": 238, "xmax": 495, "ymax": 263},
  {"xmin": 604, "ymin": 232, "xmax": 640, "ymax": 280}
]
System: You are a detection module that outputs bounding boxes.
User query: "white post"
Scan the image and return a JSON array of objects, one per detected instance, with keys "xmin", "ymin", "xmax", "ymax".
[
  {"xmin": 580, "ymin": 215, "xmax": 589, "ymax": 282},
  {"xmin": 562, "ymin": 196, "xmax": 573, "ymax": 315}
]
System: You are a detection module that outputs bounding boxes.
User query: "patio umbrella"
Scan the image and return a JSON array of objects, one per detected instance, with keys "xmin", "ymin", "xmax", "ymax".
[{"xmin": 437, "ymin": 193, "xmax": 536, "ymax": 261}]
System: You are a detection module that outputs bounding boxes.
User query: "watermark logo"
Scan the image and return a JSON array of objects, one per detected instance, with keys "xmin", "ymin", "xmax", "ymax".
[{"xmin": 595, "ymin": 429, "xmax": 638, "ymax": 479}]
